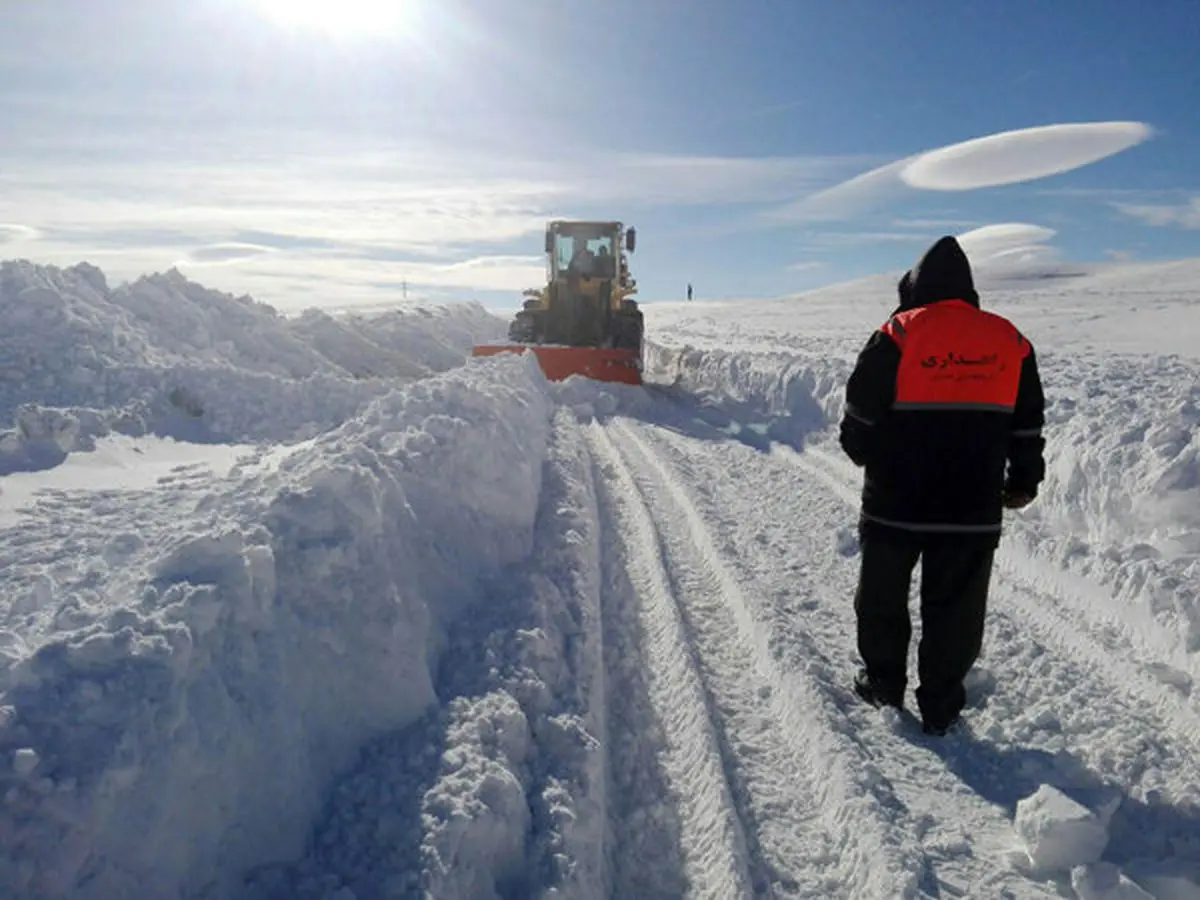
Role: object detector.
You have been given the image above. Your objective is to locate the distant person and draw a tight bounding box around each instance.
[838,235,1045,736]
[687,282,693,301]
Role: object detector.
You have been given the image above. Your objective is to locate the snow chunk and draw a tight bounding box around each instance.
[1071,862,1155,900]
[1014,784,1114,874]
[11,747,38,775]
[421,692,534,900]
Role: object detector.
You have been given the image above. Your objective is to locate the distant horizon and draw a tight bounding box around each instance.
[3,0,1199,310]
[9,244,1198,319]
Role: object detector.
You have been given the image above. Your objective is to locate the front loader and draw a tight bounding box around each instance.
[472,220,644,385]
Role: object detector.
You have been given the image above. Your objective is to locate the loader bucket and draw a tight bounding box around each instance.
[472,344,643,386]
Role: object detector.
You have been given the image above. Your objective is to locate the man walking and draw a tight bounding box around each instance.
[839,236,1045,735]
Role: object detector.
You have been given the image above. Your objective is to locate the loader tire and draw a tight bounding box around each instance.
[610,308,643,351]
[509,310,541,343]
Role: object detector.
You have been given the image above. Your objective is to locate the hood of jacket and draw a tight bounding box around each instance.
[897,236,979,312]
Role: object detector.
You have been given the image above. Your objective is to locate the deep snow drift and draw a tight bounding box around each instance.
[1,258,1198,899]
[0,260,505,470]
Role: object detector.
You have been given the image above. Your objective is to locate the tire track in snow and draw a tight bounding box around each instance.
[589,425,757,899]
[592,420,927,898]
[782,442,1200,753]
[633,420,1058,898]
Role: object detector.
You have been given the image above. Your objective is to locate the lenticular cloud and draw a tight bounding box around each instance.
[956,223,1058,262]
[779,121,1153,221]
[900,122,1153,191]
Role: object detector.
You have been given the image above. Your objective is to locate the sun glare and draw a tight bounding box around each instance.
[257,0,417,37]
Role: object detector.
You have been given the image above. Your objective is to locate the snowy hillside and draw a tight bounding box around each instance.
[1,258,1199,899]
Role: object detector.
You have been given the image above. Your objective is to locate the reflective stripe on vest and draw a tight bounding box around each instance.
[880,299,1028,411]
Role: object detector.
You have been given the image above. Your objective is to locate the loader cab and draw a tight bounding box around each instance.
[546,222,632,281]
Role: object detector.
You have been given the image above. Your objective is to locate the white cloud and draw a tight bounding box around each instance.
[956,223,1057,259]
[235,254,544,307]
[581,153,865,207]
[955,223,1061,271]
[178,243,276,266]
[0,132,871,306]
[900,122,1153,191]
[890,217,982,231]
[777,121,1154,221]
[797,230,932,251]
[1,145,554,258]
[774,159,911,221]
[0,224,40,244]
[399,255,547,292]
[786,261,825,273]
[1113,196,1200,229]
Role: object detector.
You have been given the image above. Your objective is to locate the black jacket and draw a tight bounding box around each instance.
[839,237,1045,543]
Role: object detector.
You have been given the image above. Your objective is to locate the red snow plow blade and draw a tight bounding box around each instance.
[472,344,643,386]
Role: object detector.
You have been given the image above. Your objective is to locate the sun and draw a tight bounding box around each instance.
[257,0,417,37]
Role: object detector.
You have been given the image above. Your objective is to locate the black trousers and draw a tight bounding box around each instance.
[854,529,994,724]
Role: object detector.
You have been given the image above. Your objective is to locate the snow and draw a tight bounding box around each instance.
[0,435,268,522]
[1014,784,1115,874]
[1073,863,1157,900]
[2,256,1200,899]
[0,259,506,447]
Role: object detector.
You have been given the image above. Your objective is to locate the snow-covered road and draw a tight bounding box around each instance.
[2,258,1199,899]
[588,402,1200,898]
[265,391,1200,898]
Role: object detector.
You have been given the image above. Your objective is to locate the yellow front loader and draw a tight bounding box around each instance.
[473,220,644,384]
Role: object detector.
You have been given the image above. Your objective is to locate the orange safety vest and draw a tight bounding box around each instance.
[881,299,1029,412]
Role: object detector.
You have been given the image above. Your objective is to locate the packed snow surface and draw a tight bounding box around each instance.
[1,257,1199,899]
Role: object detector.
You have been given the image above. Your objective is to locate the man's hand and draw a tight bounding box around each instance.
[1003,490,1034,510]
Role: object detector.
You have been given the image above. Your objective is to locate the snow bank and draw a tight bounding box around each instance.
[0,352,555,899]
[0,260,506,445]
[643,341,848,447]
[252,410,611,899]
[1016,352,1200,652]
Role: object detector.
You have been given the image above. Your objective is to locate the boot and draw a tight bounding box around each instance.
[853,668,905,709]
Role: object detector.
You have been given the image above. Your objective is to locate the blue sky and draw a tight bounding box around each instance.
[1,0,1197,311]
